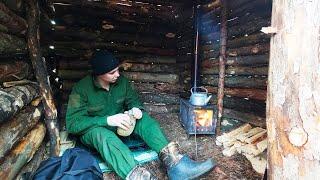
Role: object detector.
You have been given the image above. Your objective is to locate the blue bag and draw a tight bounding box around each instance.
[32,148,103,180]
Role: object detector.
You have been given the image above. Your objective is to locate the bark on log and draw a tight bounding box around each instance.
[0,105,42,159]
[202,43,269,59]
[26,0,60,156]
[267,1,320,179]
[205,86,266,101]
[0,32,26,55]
[0,84,39,123]
[57,69,89,80]
[121,62,182,73]
[0,61,31,83]
[58,60,90,70]
[202,55,269,67]
[53,41,176,56]
[223,108,265,128]
[202,66,268,76]
[15,143,46,180]
[216,0,228,135]
[0,123,46,180]
[0,3,27,35]
[45,28,176,49]
[202,75,267,89]
[143,103,180,114]
[123,72,179,84]
[139,92,179,105]
[201,33,270,51]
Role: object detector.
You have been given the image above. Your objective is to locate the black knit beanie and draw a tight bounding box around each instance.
[90,50,119,75]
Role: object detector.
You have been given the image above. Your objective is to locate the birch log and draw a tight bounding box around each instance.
[0,84,38,123]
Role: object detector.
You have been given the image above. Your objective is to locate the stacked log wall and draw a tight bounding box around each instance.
[0,2,48,179]
[197,0,272,123]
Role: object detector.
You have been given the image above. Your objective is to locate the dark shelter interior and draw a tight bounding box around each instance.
[0,0,272,179]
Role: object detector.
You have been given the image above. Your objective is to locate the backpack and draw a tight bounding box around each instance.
[32,148,103,180]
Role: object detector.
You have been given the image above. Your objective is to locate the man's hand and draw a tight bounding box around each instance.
[129,107,143,119]
[106,113,131,130]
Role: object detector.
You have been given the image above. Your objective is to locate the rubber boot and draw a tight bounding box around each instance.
[159,142,216,180]
[125,166,157,180]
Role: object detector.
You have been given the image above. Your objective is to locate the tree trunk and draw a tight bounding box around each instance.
[0,32,26,55]
[0,123,46,180]
[0,60,31,82]
[267,1,320,179]
[0,105,42,159]
[0,84,39,123]
[0,2,27,35]
[26,0,60,156]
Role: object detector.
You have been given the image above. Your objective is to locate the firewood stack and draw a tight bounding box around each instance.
[0,1,48,179]
[216,123,267,174]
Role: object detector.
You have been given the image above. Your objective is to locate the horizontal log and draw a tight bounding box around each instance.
[120,62,186,73]
[122,72,179,84]
[45,27,176,49]
[201,33,270,51]
[0,61,31,83]
[201,44,269,60]
[202,66,268,76]
[57,69,89,80]
[0,123,46,180]
[223,108,266,128]
[0,0,24,13]
[0,3,26,34]
[0,84,39,123]
[15,143,46,180]
[0,105,42,159]
[139,92,180,105]
[202,75,267,89]
[143,103,180,114]
[53,41,176,56]
[58,60,90,70]
[0,32,26,55]
[205,86,266,101]
[202,55,269,67]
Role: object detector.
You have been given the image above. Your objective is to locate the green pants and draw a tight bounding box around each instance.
[80,112,169,179]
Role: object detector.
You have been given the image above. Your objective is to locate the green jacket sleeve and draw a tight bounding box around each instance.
[124,79,144,110]
[66,86,107,135]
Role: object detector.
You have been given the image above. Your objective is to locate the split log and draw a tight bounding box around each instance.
[0,105,42,159]
[223,108,266,128]
[256,138,267,152]
[123,72,179,84]
[0,123,46,180]
[53,41,176,56]
[205,86,267,101]
[236,127,265,142]
[15,143,46,180]
[244,129,267,144]
[202,66,268,76]
[26,0,60,156]
[202,43,269,59]
[0,32,26,55]
[243,153,267,174]
[216,123,252,145]
[0,84,39,123]
[202,75,267,89]
[2,80,37,88]
[0,2,27,34]
[202,54,269,67]
[0,61,31,83]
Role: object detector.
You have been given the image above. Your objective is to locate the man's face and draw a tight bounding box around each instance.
[97,67,120,84]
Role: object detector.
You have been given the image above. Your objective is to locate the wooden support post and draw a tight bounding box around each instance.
[267,0,320,179]
[216,0,227,135]
[26,0,60,156]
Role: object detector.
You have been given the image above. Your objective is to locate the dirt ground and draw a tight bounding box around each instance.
[104,113,263,180]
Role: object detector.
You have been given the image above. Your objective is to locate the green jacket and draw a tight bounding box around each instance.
[66,75,144,135]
